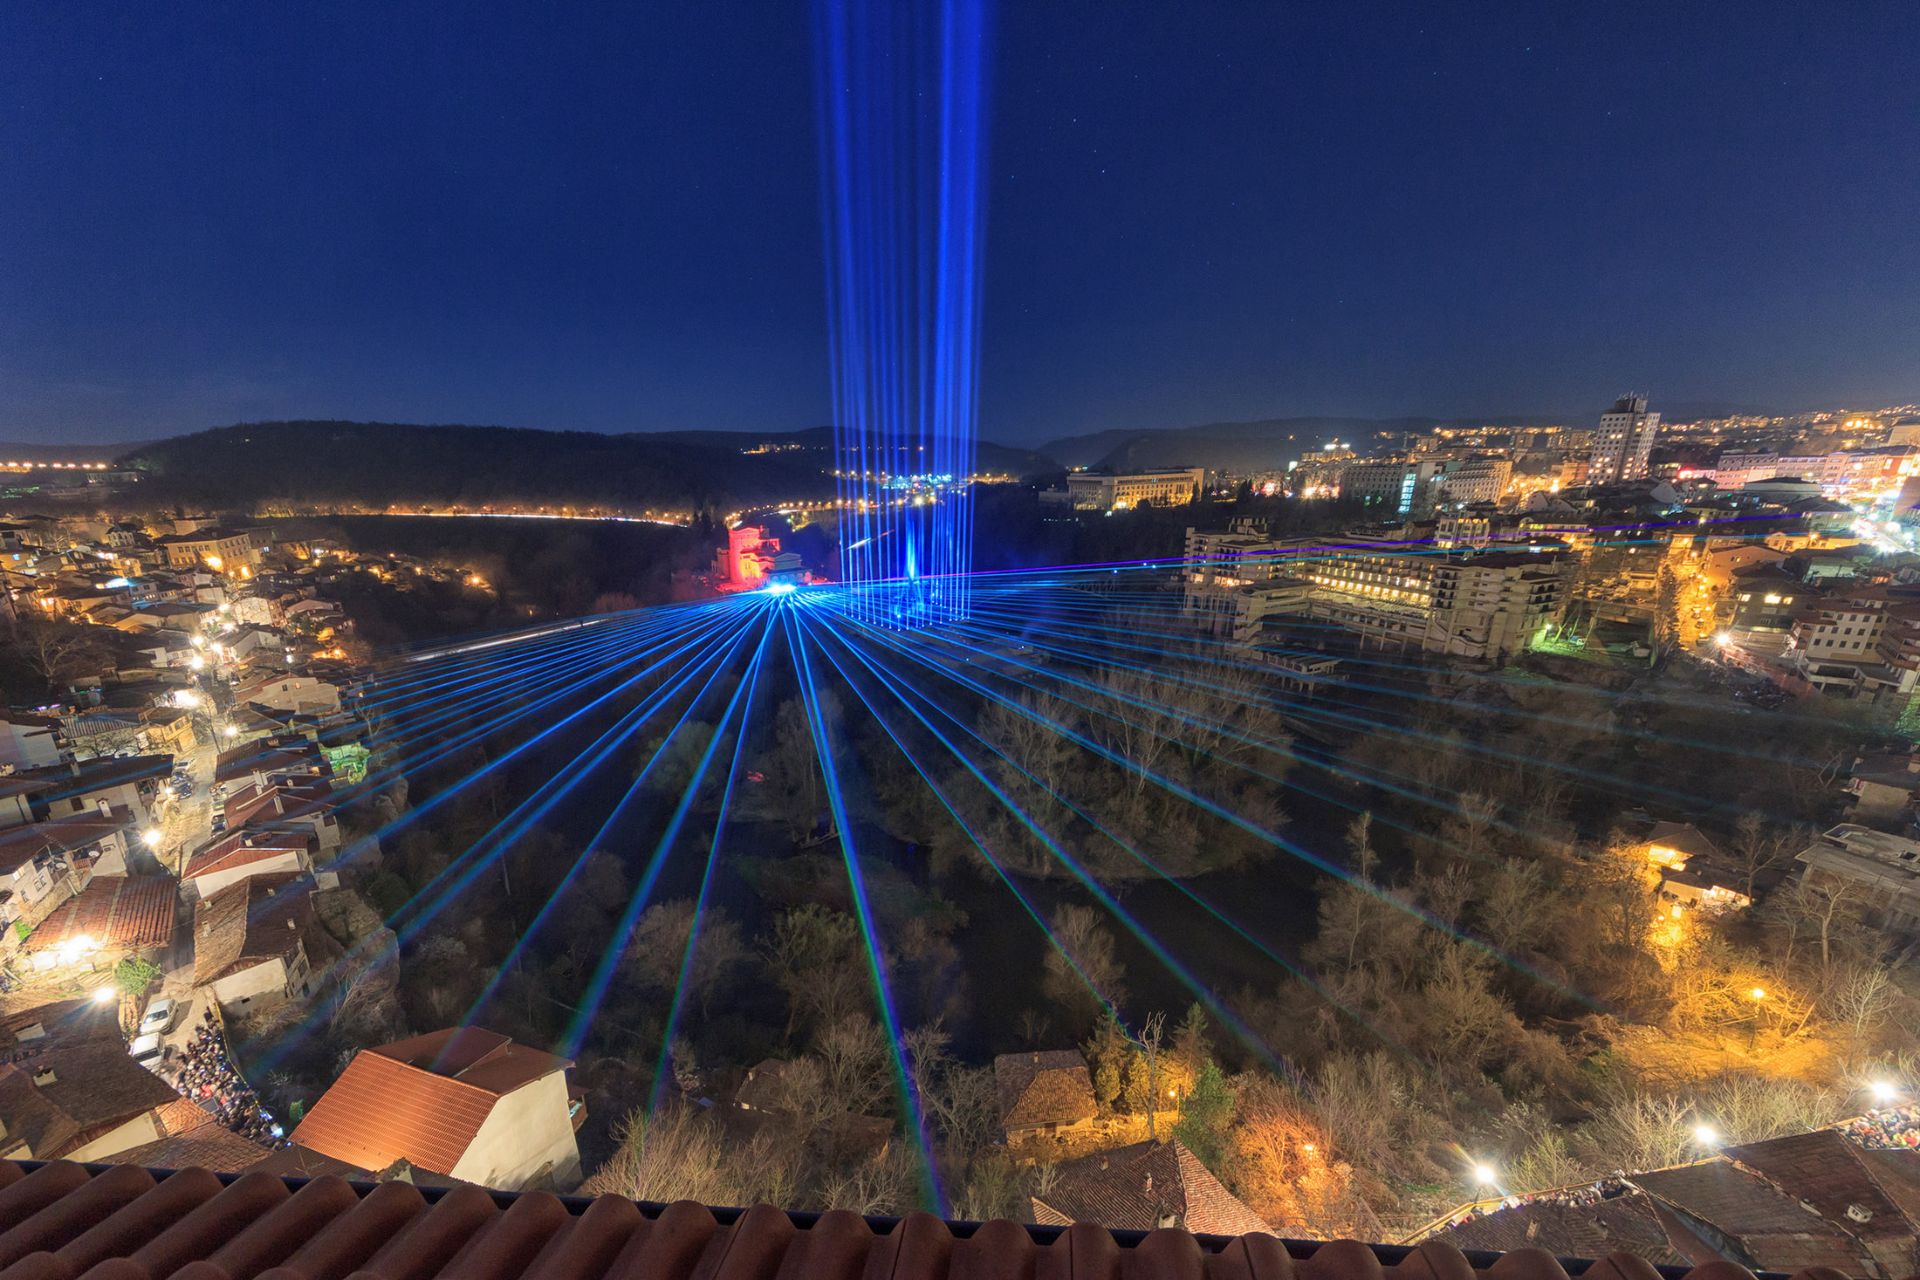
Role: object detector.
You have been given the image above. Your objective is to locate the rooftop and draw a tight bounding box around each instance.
[291,1028,573,1177]
[22,875,176,955]
[0,1158,1838,1280]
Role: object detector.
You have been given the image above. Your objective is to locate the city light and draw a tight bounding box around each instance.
[1472,1163,1498,1186]
[1871,1080,1900,1105]
[171,689,200,708]
[1750,986,1768,1001]
[1693,1123,1719,1146]
[91,986,116,1005]
[141,829,163,849]
[189,654,205,671]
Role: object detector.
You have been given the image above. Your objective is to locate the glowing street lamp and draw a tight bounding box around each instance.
[91,986,116,1006]
[1471,1163,1498,1187]
[1870,1080,1900,1106]
[141,829,163,850]
[1750,987,1767,1002]
[1693,1123,1720,1146]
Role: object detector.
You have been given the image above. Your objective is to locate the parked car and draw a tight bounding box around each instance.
[129,1033,168,1070]
[138,998,176,1037]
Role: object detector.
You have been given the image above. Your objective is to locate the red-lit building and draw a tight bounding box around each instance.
[716,526,808,593]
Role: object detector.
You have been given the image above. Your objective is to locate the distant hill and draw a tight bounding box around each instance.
[643,425,1058,478]
[1038,415,1568,472]
[0,440,150,463]
[113,421,1059,516]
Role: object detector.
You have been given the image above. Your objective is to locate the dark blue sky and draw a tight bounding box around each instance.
[5,3,1917,445]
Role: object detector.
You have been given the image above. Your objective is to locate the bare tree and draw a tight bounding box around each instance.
[1041,903,1126,1032]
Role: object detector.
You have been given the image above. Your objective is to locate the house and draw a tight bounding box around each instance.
[97,1098,266,1172]
[182,827,317,900]
[1029,1139,1271,1236]
[0,996,123,1054]
[1636,821,1721,868]
[1631,822,1752,914]
[192,873,321,1012]
[1848,750,1920,829]
[153,528,259,574]
[0,778,52,831]
[993,1050,1099,1145]
[0,808,133,926]
[24,754,173,826]
[140,707,197,756]
[734,1058,801,1113]
[231,673,342,716]
[1796,824,1920,934]
[20,875,176,971]
[215,737,331,792]
[0,1042,182,1161]
[291,1026,582,1190]
[222,781,341,853]
[0,712,64,772]
[1440,1129,1920,1278]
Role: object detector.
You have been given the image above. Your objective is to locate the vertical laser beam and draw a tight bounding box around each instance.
[815,0,990,625]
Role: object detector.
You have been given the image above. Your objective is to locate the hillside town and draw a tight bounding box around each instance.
[3,401,1920,1261]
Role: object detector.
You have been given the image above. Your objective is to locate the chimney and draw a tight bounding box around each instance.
[96,799,110,817]
[1143,1172,1153,1194]
[32,1068,55,1087]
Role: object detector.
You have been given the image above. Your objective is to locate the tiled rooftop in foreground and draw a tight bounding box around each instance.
[0,1158,1838,1280]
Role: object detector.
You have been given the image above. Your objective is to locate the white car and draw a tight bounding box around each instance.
[138,998,176,1037]
[129,1033,167,1070]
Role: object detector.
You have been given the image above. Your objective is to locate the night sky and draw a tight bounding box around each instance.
[5,3,1917,446]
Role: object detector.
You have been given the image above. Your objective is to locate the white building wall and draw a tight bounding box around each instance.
[450,1073,581,1191]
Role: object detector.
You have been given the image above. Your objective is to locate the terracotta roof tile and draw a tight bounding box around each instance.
[21,876,176,954]
[0,1160,1859,1280]
[289,1026,575,1178]
[181,830,313,882]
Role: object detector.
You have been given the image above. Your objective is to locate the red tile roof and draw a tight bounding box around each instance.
[22,876,176,954]
[181,829,312,882]
[291,1028,573,1177]
[0,1158,1866,1280]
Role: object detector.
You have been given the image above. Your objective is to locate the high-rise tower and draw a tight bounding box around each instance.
[1591,395,1660,483]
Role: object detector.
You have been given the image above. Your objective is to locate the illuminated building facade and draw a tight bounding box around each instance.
[1591,395,1660,483]
[1067,467,1206,512]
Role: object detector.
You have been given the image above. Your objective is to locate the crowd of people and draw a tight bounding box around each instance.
[1435,1177,1633,1232]
[169,1009,287,1147]
[1841,1105,1920,1149]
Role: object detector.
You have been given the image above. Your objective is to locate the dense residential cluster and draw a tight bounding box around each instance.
[0,511,586,1190]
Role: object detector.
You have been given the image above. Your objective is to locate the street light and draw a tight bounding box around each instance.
[1693,1123,1720,1146]
[91,987,116,1005]
[1472,1163,1498,1187]
[141,829,163,849]
[1871,1080,1900,1106]
[1750,987,1767,1002]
